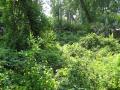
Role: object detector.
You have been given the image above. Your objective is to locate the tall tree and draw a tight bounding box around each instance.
[51,0,120,25]
[2,0,47,51]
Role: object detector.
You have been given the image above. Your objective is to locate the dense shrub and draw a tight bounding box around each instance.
[80,33,120,52]
[56,43,120,90]
[28,33,65,72]
[23,61,57,90]
[32,49,64,72]
[55,30,80,45]
[54,19,92,34]
[1,31,120,90]
[60,43,93,65]
[0,50,57,90]
[53,36,120,90]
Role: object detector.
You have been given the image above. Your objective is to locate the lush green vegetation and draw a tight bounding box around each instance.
[0,0,120,90]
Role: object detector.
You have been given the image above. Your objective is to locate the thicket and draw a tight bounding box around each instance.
[1,32,120,90]
[0,0,120,90]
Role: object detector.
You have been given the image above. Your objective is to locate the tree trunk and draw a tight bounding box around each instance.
[79,0,92,23]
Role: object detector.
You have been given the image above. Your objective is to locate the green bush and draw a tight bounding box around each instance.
[1,30,120,90]
[80,33,120,52]
[54,36,120,90]
[0,50,57,90]
[55,30,80,45]
[33,49,64,72]
[23,61,57,90]
[56,49,120,90]
[60,43,93,65]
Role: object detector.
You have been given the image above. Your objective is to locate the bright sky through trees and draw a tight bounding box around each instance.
[43,0,51,16]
